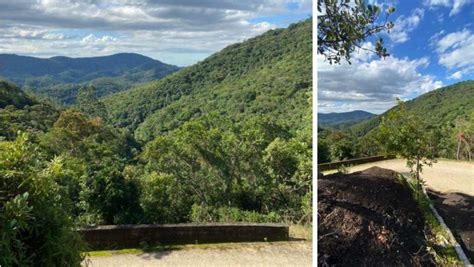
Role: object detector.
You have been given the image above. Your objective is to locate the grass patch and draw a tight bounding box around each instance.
[83,239,309,257]
[83,224,311,257]
[400,174,463,266]
[289,224,312,240]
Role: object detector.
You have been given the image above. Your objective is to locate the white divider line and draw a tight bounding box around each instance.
[401,174,472,266]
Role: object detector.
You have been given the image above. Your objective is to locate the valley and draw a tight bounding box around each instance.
[0,18,312,266]
[0,53,180,105]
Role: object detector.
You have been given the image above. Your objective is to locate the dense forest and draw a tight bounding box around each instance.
[1,19,312,266]
[104,19,312,141]
[318,110,374,129]
[0,53,180,105]
[318,80,474,163]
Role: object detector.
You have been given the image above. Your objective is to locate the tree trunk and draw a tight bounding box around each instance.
[457,140,461,160]
[416,157,421,196]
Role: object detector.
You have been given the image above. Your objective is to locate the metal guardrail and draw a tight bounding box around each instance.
[318,155,396,172]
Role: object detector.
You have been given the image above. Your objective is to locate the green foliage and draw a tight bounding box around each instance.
[0,133,84,266]
[137,115,311,224]
[0,81,59,140]
[318,128,358,162]
[76,85,109,120]
[0,20,312,264]
[333,80,474,163]
[39,109,142,225]
[318,110,375,128]
[105,19,312,141]
[376,100,437,189]
[317,0,395,64]
[0,53,180,105]
[190,204,281,223]
[0,80,35,109]
[317,138,331,163]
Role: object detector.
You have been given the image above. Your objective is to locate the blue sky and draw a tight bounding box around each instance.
[318,0,474,113]
[0,0,311,67]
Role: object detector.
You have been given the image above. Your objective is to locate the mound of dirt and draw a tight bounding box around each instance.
[318,167,435,266]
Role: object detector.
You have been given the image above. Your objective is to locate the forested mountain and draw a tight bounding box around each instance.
[350,80,474,136]
[0,80,35,109]
[0,81,59,139]
[1,20,312,264]
[318,110,374,128]
[319,80,474,163]
[104,19,312,141]
[0,53,180,104]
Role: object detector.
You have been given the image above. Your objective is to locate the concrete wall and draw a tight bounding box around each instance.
[318,155,396,172]
[78,223,289,250]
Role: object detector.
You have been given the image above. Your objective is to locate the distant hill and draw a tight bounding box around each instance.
[0,80,35,109]
[318,110,375,128]
[349,80,474,136]
[0,81,59,139]
[104,19,312,141]
[0,53,180,104]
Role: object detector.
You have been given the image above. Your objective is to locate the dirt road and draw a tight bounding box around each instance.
[84,241,312,267]
[347,159,474,195]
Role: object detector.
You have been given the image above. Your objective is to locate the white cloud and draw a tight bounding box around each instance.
[448,71,463,79]
[435,29,474,79]
[81,34,117,44]
[317,55,444,113]
[389,8,424,43]
[436,29,471,53]
[0,0,310,65]
[0,26,67,40]
[425,0,473,16]
[451,0,472,15]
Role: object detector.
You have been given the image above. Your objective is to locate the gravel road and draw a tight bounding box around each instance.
[347,159,474,195]
[83,241,312,267]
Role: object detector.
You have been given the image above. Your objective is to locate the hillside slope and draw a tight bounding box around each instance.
[0,53,180,104]
[0,81,59,139]
[318,110,374,128]
[0,80,35,109]
[105,19,312,141]
[350,80,474,136]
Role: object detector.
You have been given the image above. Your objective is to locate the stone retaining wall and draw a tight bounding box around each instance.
[78,223,289,250]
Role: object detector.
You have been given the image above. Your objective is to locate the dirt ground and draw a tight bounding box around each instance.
[346,159,474,195]
[83,241,312,267]
[318,167,436,266]
[428,190,474,262]
[345,159,474,264]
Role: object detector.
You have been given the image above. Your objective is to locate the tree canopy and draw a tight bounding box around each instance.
[317,0,395,64]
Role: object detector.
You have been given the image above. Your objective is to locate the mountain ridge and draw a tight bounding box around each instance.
[318,110,375,127]
[349,80,474,136]
[104,19,312,141]
[0,53,181,104]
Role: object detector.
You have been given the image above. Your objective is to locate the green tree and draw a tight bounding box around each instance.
[0,133,84,266]
[376,100,437,191]
[318,0,395,64]
[76,85,108,121]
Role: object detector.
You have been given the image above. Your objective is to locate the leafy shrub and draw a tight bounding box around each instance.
[190,204,281,223]
[0,133,84,266]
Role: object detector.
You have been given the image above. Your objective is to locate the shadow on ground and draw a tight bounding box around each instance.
[427,189,474,262]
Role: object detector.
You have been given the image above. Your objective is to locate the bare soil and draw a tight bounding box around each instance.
[318,167,436,266]
[428,189,474,262]
[347,159,474,195]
